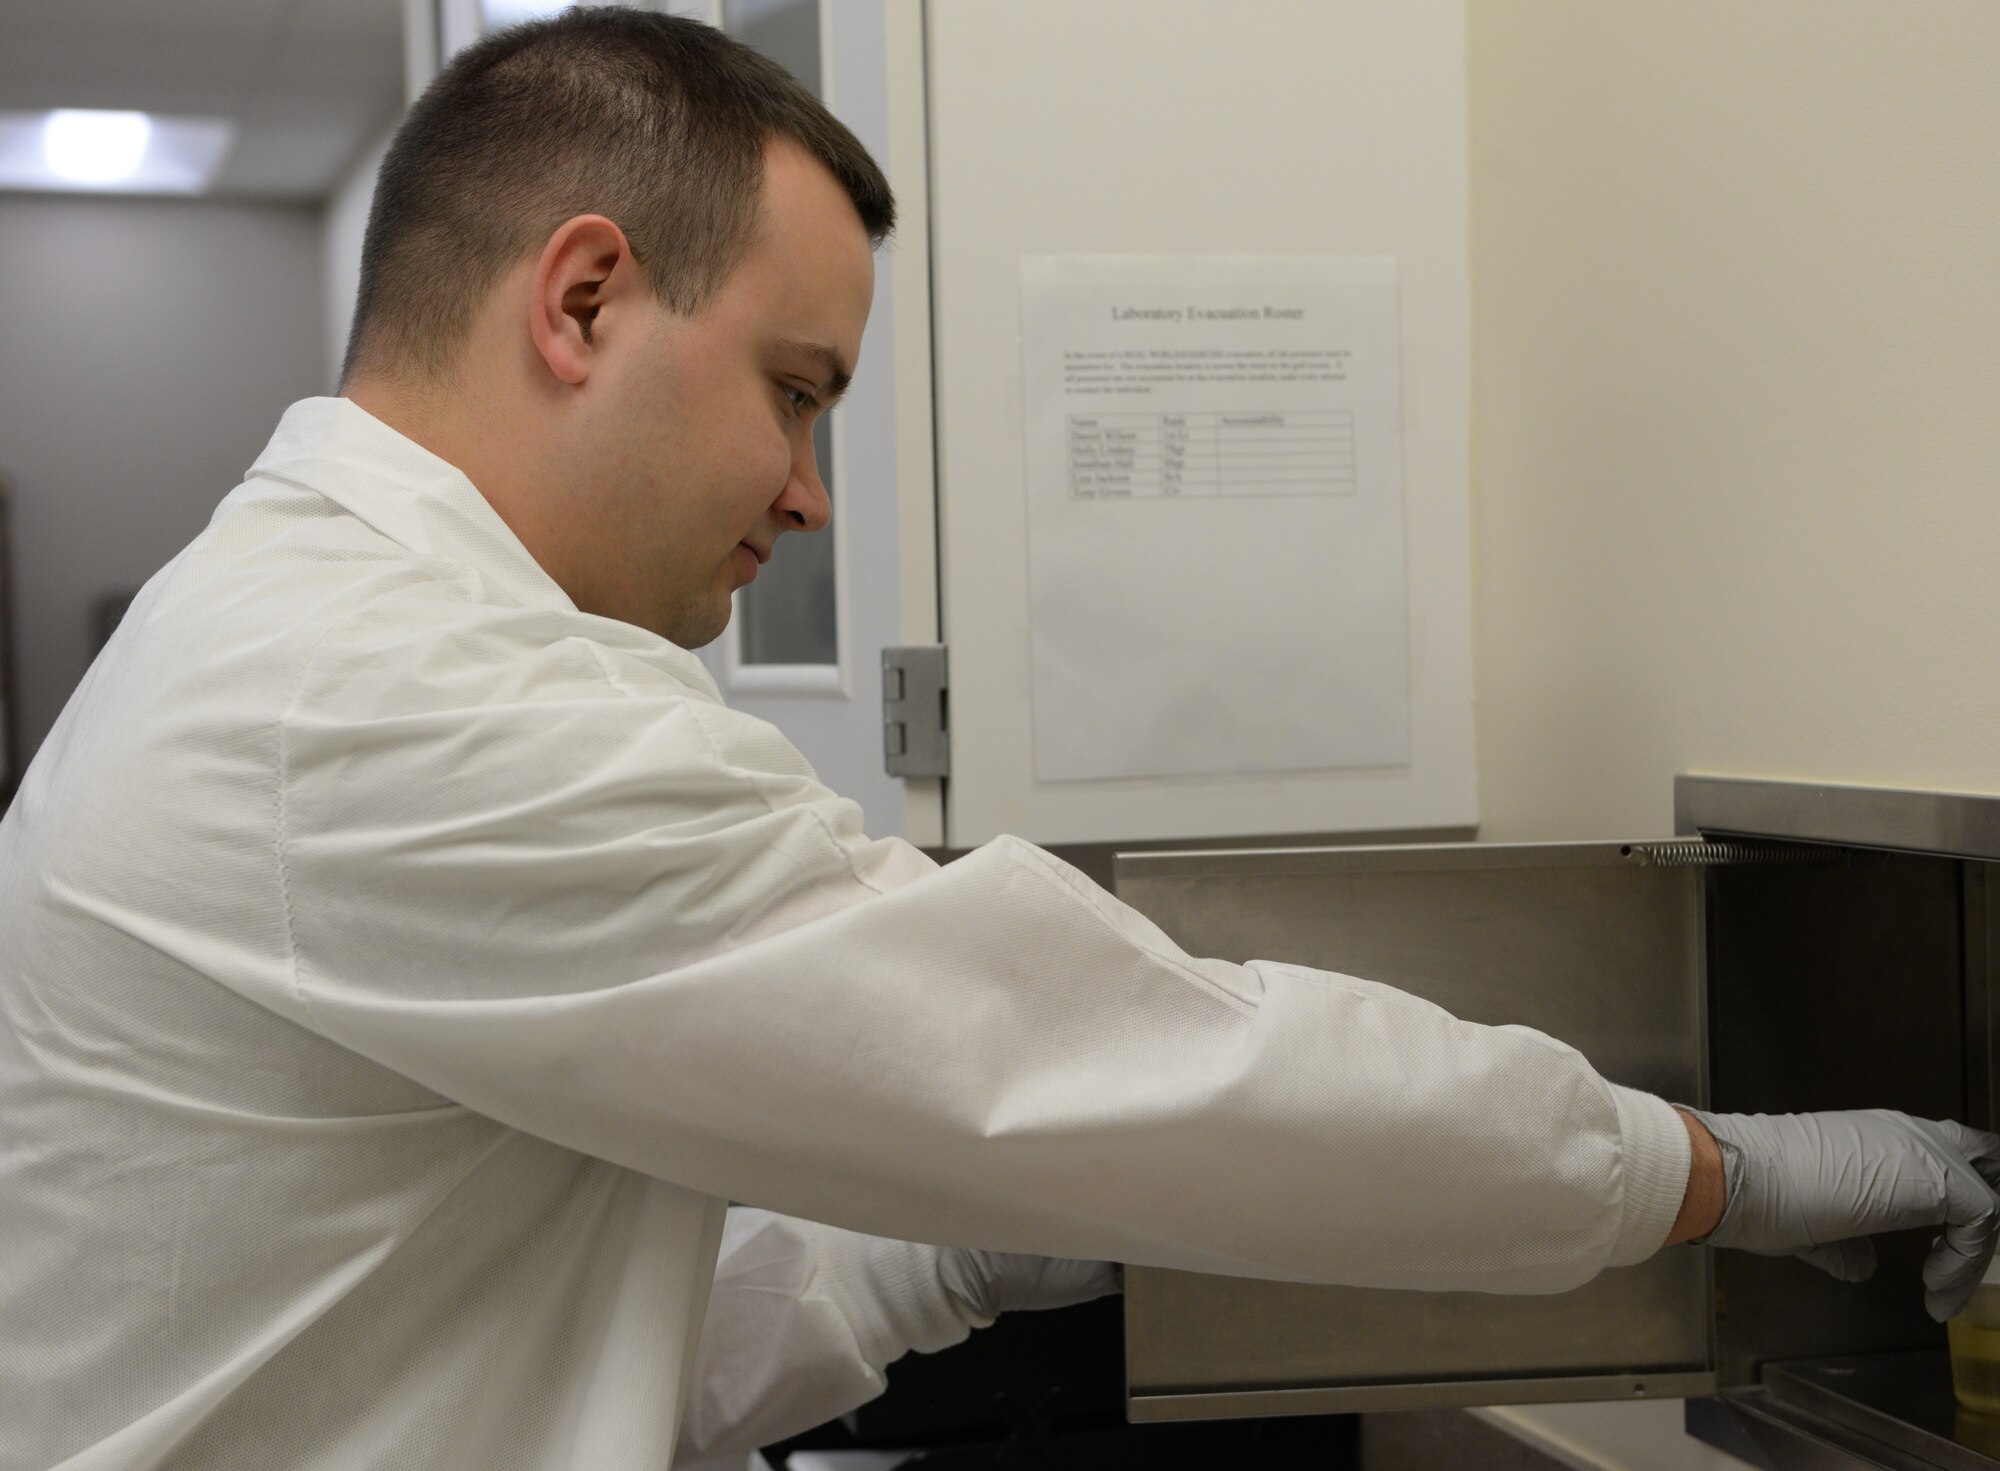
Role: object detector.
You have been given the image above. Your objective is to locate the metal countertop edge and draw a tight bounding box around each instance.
[1675,776,2000,864]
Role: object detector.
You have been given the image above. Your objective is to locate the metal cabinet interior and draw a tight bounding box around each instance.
[1112,777,2000,1461]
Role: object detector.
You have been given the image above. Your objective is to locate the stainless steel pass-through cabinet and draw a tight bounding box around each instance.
[1113,777,2000,1471]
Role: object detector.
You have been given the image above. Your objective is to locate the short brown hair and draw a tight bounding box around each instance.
[342,9,894,384]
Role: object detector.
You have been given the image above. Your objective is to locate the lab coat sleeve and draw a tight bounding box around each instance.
[675,1209,985,1465]
[266,600,1690,1293]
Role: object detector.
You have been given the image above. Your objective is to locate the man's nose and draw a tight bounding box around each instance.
[776,439,833,533]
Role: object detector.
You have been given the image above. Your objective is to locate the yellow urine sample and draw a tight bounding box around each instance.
[1949,1284,2000,1416]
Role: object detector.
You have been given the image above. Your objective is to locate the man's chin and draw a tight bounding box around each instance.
[668,602,731,652]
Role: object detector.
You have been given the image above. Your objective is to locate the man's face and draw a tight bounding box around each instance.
[586,138,875,649]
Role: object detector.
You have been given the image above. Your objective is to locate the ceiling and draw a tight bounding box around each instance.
[0,0,406,199]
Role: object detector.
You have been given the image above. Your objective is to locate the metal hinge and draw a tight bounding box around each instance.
[882,645,949,779]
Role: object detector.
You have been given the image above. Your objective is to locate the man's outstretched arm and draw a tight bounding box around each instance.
[1665,1108,1726,1245]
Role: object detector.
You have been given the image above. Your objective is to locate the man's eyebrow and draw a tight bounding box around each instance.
[781,339,853,404]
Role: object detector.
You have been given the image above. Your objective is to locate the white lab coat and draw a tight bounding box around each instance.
[0,398,1691,1471]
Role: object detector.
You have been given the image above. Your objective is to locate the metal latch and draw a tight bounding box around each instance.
[882,645,949,779]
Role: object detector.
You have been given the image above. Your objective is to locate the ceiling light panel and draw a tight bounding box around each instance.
[479,0,575,28]
[0,110,236,195]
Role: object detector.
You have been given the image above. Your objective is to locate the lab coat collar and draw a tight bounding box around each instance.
[247,396,577,618]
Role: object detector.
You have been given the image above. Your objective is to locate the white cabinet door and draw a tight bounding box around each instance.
[693,0,943,844]
[926,0,1477,847]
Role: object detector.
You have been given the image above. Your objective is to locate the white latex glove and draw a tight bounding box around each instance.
[1690,1109,2000,1321]
[678,1215,1120,1464]
[937,1248,1122,1323]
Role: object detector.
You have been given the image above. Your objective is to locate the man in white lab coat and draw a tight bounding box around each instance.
[3,11,1997,1470]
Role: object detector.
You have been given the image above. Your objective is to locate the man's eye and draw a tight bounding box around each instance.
[780,384,816,415]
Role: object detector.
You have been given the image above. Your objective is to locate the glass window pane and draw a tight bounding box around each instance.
[723,0,838,667]
[722,0,821,98]
[737,419,837,665]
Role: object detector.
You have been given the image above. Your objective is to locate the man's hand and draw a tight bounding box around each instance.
[1682,1109,2000,1321]
[937,1249,1121,1324]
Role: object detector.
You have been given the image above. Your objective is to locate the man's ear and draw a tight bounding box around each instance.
[529,214,638,387]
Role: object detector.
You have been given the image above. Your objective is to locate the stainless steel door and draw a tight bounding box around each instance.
[1113,838,1722,1421]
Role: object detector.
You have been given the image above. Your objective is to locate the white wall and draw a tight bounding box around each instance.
[1468,3,2000,1468]
[1469,0,2000,845]
[0,196,326,773]
[323,128,395,389]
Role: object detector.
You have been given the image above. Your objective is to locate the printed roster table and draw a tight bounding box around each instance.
[1065,411,1357,500]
